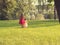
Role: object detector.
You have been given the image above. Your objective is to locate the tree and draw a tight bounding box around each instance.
[0,0,8,20]
[48,0,60,23]
[0,0,18,20]
[7,0,17,19]
[48,0,54,3]
[54,0,60,23]
[17,0,37,20]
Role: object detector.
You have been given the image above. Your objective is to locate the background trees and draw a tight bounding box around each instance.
[0,0,37,20]
[0,0,58,21]
[0,0,7,20]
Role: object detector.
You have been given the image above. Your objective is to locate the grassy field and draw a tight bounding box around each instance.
[0,20,60,45]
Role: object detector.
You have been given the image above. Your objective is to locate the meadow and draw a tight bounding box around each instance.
[0,20,60,45]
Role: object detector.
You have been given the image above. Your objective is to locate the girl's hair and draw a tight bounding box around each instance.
[20,13,25,19]
[20,13,23,17]
[24,18,27,20]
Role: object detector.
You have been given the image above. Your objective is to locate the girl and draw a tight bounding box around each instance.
[19,14,25,28]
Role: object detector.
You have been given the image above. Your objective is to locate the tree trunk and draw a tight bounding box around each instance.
[54,0,60,23]
[54,6,57,20]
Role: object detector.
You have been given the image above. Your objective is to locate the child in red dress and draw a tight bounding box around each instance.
[19,14,25,28]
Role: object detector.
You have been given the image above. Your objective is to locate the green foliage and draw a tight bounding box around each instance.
[47,11,54,19]
[7,0,17,14]
[35,14,45,20]
[6,0,36,19]
[6,0,17,19]
[48,0,54,3]
[0,0,54,20]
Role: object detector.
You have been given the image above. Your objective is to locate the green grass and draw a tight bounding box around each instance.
[0,20,60,45]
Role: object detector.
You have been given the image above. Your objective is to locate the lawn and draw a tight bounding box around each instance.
[0,20,60,45]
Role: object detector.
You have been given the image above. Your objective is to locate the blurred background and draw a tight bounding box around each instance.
[0,0,56,20]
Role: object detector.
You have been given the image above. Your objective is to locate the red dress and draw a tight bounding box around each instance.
[19,18,25,25]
